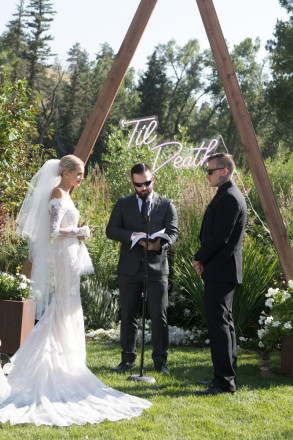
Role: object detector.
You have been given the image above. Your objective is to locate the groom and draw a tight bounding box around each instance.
[106,163,178,374]
[192,153,247,396]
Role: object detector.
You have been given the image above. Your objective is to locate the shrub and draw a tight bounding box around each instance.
[258,280,293,350]
[233,235,279,335]
[0,68,54,213]
[80,276,120,331]
[0,272,31,301]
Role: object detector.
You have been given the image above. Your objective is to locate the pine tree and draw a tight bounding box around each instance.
[137,50,170,129]
[0,0,28,81]
[24,0,56,90]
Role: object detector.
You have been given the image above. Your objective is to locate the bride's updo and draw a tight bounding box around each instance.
[58,155,84,176]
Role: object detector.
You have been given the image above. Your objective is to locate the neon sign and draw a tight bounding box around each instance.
[120,116,219,174]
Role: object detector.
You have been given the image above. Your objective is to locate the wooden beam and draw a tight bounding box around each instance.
[196,0,293,281]
[73,0,158,163]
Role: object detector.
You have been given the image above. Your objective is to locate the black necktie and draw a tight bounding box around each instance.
[141,199,147,217]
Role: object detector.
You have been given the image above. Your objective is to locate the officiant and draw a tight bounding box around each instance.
[106,163,178,375]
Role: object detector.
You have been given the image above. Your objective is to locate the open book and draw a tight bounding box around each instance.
[130,229,171,250]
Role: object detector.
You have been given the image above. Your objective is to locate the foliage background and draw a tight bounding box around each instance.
[1,0,293,340]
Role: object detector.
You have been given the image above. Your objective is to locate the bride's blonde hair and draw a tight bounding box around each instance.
[58,155,84,176]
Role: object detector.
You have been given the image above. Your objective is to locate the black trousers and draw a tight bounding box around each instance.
[204,281,237,392]
[118,272,169,366]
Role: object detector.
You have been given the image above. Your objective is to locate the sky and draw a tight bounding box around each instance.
[0,0,290,72]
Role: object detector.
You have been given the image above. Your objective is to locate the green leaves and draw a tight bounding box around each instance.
[258,282,293,350]
[233,236,279,335]
[0,67,53,213]
[0,271,31,301]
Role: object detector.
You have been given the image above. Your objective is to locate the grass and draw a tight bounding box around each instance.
[0,342,293,440]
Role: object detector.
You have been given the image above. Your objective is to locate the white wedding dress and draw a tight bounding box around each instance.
[0,197,151,426]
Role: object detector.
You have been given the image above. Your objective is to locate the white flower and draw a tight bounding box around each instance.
[258,316,265,324]
[184,309,191,316]
[282,292,291,300]
[258,341,264,348]
[205,339,210,344]
[266,287,279,297]
[258,328,267,339]
[239,336,247,342]
[288,280,293,289]
[18,282,27,290]
[272,321,281,327]
[264,316,274,325]
[284,322,292,330]
[265,298,274,308]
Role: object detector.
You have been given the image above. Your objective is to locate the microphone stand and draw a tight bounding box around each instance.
[128,210,156,384]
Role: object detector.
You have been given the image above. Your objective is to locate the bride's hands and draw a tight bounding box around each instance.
[78,226,90,241]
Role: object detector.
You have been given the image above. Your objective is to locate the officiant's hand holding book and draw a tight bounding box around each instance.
[130,229,171,250]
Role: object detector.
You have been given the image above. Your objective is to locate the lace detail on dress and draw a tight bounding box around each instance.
[48,197,94,277]
[49,198,80,238]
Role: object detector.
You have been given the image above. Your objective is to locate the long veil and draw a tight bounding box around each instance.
[16,159,61,319]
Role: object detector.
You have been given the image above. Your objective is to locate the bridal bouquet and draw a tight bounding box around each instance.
[258,280,293,350]
[0,272,31,301]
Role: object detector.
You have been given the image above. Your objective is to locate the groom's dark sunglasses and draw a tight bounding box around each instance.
[206,167,229,175]
[132,179,152,188]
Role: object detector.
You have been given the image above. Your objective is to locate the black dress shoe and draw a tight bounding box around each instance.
[113,361,135,373]
[154,364,170,374]
[196,387,236,396]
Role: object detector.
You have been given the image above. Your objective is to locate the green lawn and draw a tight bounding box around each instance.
[0,342,292,440]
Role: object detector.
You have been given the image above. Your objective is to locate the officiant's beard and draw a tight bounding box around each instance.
[135,186,152,200]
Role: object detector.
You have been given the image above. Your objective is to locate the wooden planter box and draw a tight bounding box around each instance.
[0,299,36,355]
[281,334,293,375]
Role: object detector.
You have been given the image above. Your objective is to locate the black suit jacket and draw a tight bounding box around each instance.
[194,180,247,284]
[106,191,178,278]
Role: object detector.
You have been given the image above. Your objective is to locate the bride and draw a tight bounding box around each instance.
[0,155,151,426]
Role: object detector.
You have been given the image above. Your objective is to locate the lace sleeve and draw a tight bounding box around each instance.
[49,198,90,239]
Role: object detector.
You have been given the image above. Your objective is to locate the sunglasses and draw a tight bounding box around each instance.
[206,167,228,175]
[132,179,152,188]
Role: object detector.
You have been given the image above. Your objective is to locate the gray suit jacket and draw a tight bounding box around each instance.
[106,191,178,278]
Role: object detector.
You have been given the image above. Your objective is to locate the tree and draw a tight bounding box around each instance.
[88,43,140,164]
[154,39,204,137]
[262,1,293,155]
[45,43,92,156]
[0,0,28,81]
[0,68,53,213]
[24,0,56,91]
[137,50,170,126]
[194,38,268,163]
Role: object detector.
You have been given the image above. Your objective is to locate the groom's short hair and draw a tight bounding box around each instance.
[208,153,235,176]
[131,163,152,177]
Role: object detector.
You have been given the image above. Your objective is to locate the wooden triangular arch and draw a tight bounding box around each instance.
[73,0,293,281]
